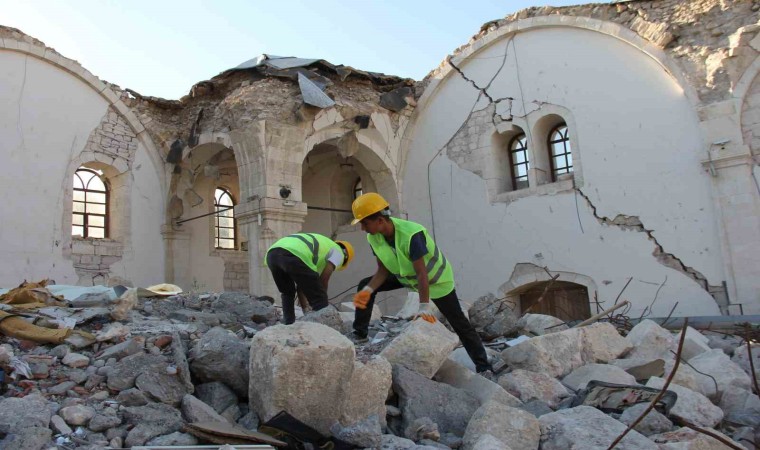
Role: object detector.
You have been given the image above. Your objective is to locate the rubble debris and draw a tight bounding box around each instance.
[380,319,459,378]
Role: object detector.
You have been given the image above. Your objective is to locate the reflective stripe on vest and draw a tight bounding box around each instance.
[367,217,454,298]
[288,233,319,266]
[267,233,339,274]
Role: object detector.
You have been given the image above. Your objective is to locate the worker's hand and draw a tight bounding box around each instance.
[415,302,437,323]
[353,286,373,310]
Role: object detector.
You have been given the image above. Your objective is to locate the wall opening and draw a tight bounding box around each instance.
[518,280,591,321]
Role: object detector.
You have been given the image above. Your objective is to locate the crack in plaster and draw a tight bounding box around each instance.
[575,188,718,296]
[16,55,28,151]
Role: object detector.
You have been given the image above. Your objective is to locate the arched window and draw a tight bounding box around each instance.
[508,134,529,190]
[72,168,108,238]
[353,178,363,200]
[214,188,236,250]
[549,124,573,180]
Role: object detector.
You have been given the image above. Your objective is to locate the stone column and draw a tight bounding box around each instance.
[161,225,191,289]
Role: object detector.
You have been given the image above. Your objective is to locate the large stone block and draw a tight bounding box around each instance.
[191,327,249,397]
[342,356,392,427]
[500,328,583,378]
[380,319,459,378]
[516,313,568,335]
[673,326,712,361]
[539,406,657,449]
[561,363,637,391]
[625,320,675,361]
[688,349,752,399]
[646,377,723,427]
[249,322,355,435]
[580,322,632,363]
[434,359,521,407]
[462,400,540,450]
[467,293,518,339]
[498,369,569,408]
[731,343,760,386]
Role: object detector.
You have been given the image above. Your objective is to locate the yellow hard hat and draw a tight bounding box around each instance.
[335,240,354,270]
[351,193,390,225]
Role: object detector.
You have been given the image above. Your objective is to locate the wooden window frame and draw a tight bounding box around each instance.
[353,178,363,200]
[548,124,573,181]
[507,134,529,190]
[72,168,109,239]
[214,187,237,250]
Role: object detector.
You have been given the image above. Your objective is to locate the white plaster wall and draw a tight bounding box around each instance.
[107,141,165,287]
[183,176,228,292]
[402,27,725,317]
[0,50,105,285]
[0,50,165,288]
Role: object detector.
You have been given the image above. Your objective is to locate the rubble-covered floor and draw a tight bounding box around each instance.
[0,282,758,450]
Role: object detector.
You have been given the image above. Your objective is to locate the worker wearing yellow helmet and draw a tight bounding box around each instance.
[350,193,493,374]
[266,233,354,325]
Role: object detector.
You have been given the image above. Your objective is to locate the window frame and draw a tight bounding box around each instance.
[507,133,530,190]
[72,168,109,239]
[353,178,363,200]
[214,187,237,250]
[548,123,573,181]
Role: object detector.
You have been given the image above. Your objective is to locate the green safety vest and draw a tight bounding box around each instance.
[368,217,455,299]
[267,233,341,275]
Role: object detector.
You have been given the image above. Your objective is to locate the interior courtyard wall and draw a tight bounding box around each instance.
[402,25,725,318]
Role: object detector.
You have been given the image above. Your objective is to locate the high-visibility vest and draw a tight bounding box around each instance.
[368,217,455,299]
[267,233,341,274]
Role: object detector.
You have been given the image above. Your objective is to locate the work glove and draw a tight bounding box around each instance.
[416,302,437,323]
[353,286,373,310]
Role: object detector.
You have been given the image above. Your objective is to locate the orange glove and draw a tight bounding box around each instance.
[420,313,437,323]
[416,302,437,323]
[353,287,372,310]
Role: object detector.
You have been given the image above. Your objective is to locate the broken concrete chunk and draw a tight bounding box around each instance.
[0,427,52,450]
[145,431,199,447]
[195,381,239,414]
[191,326,249,397]
[379,86,414,112]
[434,359,522,407]
[462,400,540,450]
[467,293,518,340]
[107,352,168,391]
[212,292,276,324]
[181,394,229,423]
[392,364,480,437]
[96,336,145,361]
[538,406,657,449]
[135,370,190,406]
[330,414,382,449]
[89,413,123,432]
[618,403,673,436]
[116,387,149,406]
[624,320,675,360]
[673,326,712,361]
[609,358,665,382]
[299,305,344,333]
[497,368,569,408]
[342,356,392,427]
[661,358,703,393]
[580,322,632,363]
[60,404,95,426]
[123,403,184,447]
[516,313,568,336]
[249,322,355,435]
[0,394,51,433]
[403,416,440,442]
[380,433,417,449]
[561,363,637,391]
[731,343,760,385]
[380,319,459,378]
[687,348,752,399]
[61,352,89,368]
[470,434,513,450]
[650,427,743,449]
[645,377,723,427]
[719,387,760,427]
[501,327,583,378]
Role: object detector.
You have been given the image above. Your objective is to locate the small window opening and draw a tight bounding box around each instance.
[549,124,573,180]
[72,168,108,238]
[353,178,363,200]
[214,188,236,249]
[508,134,529,190]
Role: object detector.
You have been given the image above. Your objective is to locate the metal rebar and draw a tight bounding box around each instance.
[175,206,233,225]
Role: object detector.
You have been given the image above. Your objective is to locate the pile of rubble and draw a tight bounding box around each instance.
[0,282,758,450]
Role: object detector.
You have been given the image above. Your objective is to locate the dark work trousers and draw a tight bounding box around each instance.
[267,248,328,325]
[354,275,492,372]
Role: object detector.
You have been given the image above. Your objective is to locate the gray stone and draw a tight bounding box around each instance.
[501,328,583,378]
[498,368,569,408]
[50,414,73,434]
[342,356,392,427]
[619,403,673,436]
[181,394,228,423]
[561,363,637,391]
[145,431,199,446]
[84,374,106,390]
[673,326,712,361]
[300,306,345,333]
[580,322,632,363]
[249,322,355,435]
[393,364,480,437]
[49,344,70,358]
[330,414,382,448]
[135,370,189,406]
[212,292,276,324]
[48,381,77,395]
[625,320,675,361]
[610,358,665,382]
[704,331,742,355]
[0,426,52,450]
[169,309,222,326]
[221,404,242,422]
[95,337,144,361]
[68,368,88,384]
[0,394,52,433]
[539,406,657,449]
[646,377,723,427]
[171,331,194,393]
[237,411,260,430]
[107,352,168,391]
[60,405,96,426]
[662,358,703,393]
[439,433,464,449]
[720,387,760,424]
[651,427,743,449]
[195,381,238,413]
[88,414,122,432]
[62,352,90,368]
[122,403,184,447]
[116,388,149,406]
[380,319,459,378]
[191,326,249,397]
[688,349,752,399]
[518,399,554,418]
[434,359,521,407]
[467,293,518,339]
[462,400,540,450]
[380,434,417,449]
[469,434,512,450]
[404,416,440,441]
[516,313,568,335]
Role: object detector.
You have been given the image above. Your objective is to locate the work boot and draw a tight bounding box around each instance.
[478,369,496,382]
[350,331,369,344]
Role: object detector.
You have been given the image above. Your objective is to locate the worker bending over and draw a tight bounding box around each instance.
[351,193,492,374]
[266,233,354,325]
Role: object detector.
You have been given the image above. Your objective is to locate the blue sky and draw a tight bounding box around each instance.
[1,0,594,99]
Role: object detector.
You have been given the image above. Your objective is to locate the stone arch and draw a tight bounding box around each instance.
[736,55,760,153]
[0,36,167,199]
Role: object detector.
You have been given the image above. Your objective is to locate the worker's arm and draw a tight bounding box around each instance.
[319,263,336,291]
[296,289,309,311]
[365,257,390,291]
[412,257,430,304]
